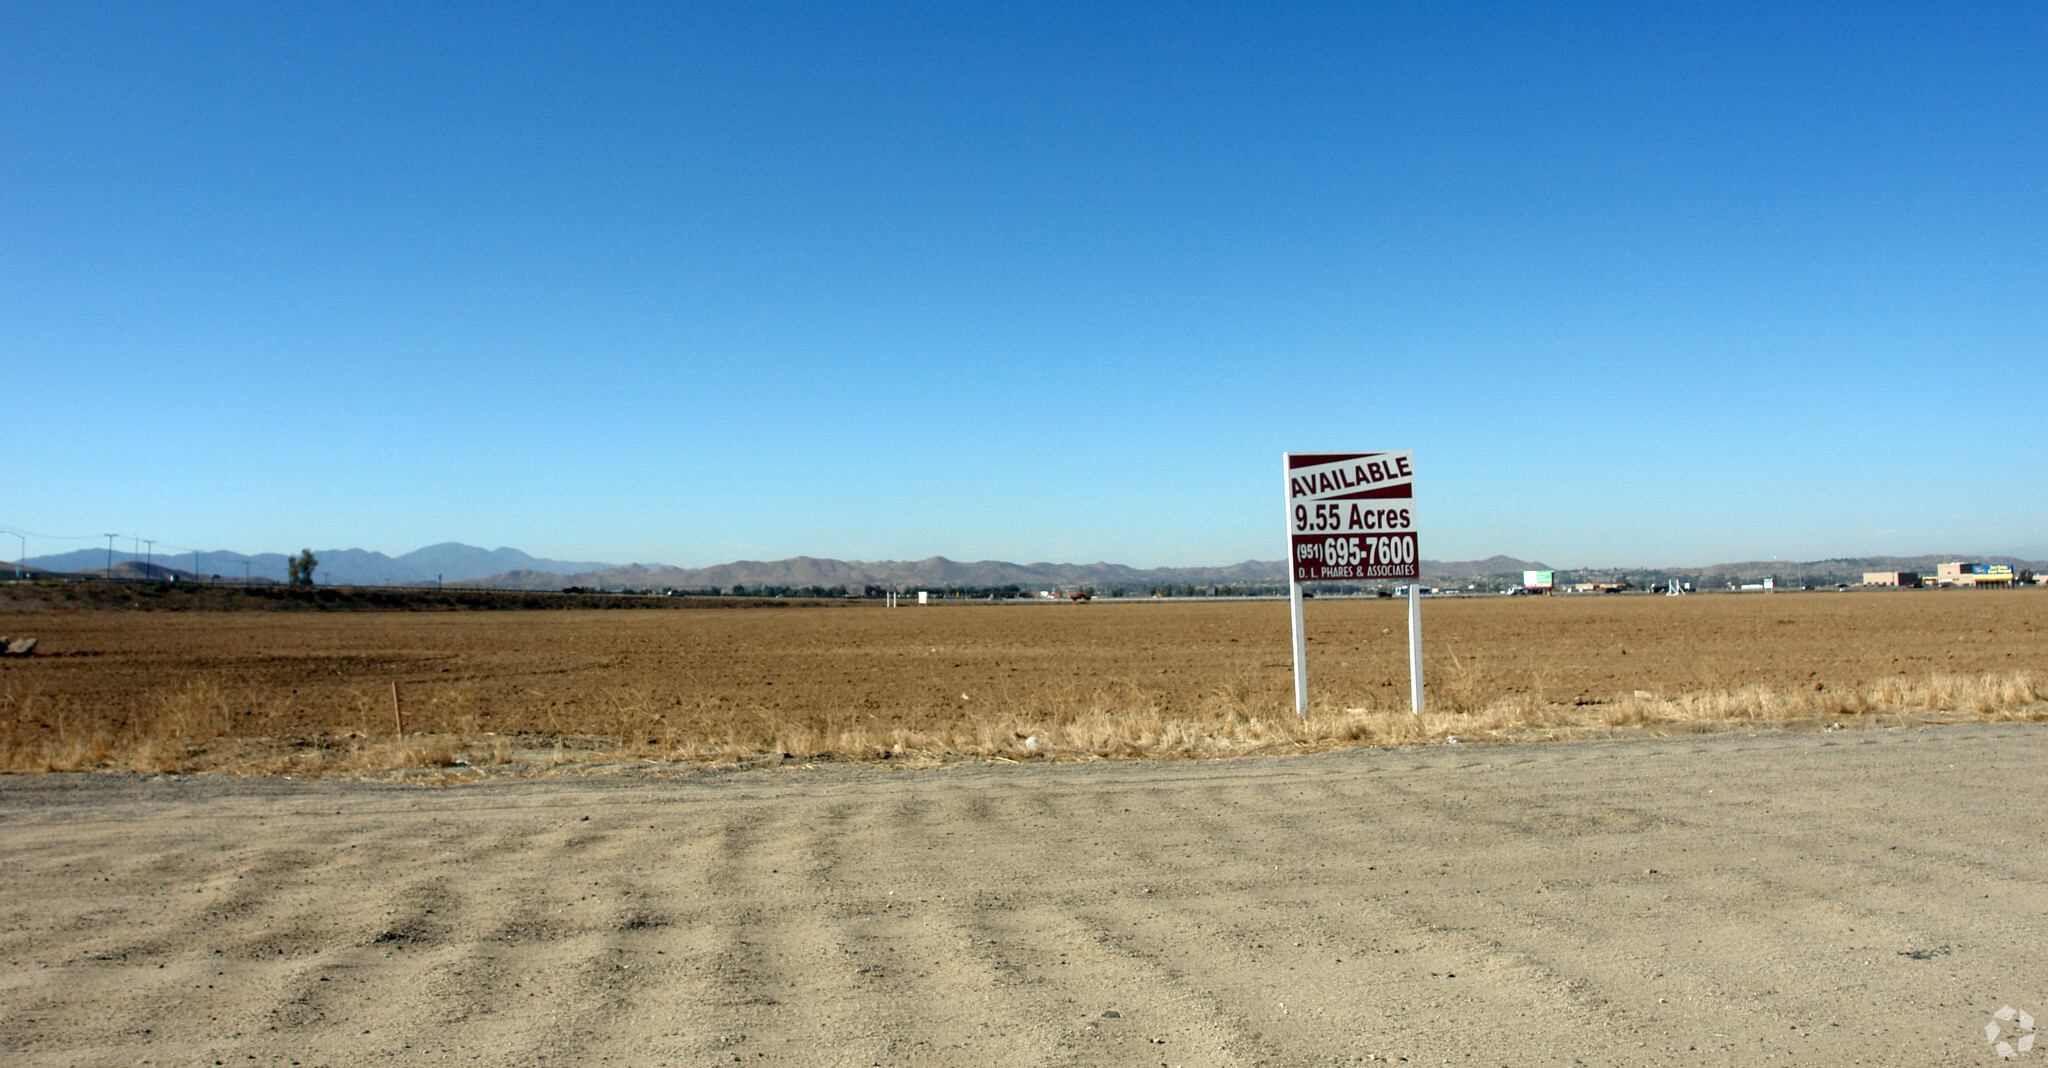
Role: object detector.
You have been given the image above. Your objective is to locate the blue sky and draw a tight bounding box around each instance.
[5,2,2042,569]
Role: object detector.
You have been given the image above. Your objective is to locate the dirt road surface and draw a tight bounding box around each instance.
[5,723,2045,1066]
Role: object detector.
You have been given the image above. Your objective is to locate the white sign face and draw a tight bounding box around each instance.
[1285,451,1418,581]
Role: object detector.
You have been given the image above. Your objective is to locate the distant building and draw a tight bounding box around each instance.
[1862,571,1920,587]
[1974,564,2016,588]
[1934,562,2015,588]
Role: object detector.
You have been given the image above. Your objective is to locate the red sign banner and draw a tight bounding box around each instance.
[1284,451,1419,581]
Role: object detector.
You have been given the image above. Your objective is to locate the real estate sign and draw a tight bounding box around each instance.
[1283,451,1419,582]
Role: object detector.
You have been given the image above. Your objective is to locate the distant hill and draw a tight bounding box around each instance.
[383,543,616,583]
[459,550,2045,593]
[1485,554,2043,589]
[21,542,2039,592]
[1419,556,1549,584]
[455,554,1559,591]
[25,542,614,585]
[1662,554,2041,585]
[454,556,1289,591]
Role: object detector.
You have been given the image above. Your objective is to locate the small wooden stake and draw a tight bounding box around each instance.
[391,680,405,737]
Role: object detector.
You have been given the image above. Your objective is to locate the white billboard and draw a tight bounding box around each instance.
[1283,451,1418,582]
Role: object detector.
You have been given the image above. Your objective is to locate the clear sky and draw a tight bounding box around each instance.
[5,2,2042,569]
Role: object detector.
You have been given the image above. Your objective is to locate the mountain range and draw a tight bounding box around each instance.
[456,556,1305,592]
[456,554,1574,591]
[453,552,2046,592]
[22,542,613,586]
[19,543,2041,590]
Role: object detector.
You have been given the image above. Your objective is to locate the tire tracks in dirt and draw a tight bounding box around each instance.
[5,726,2048,1065]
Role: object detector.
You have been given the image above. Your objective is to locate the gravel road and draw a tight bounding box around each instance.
[4,723,2045,1066]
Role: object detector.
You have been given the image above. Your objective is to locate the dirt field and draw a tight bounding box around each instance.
[1,589,2045,1065]
[1,588,2044,772]
[6,724,2048,1066]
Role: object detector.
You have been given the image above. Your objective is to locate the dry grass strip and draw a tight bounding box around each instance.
[3,669,2041,778]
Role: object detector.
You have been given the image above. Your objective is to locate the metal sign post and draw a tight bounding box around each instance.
[1407,579,1424,715]
[1289,574,1310,713]
[1283,451,1421,717]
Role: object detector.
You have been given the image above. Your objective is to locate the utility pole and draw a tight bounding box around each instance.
[243,558,251,585]
[143,539,155,579]
[104,534,117,580]
[8,531,22,579]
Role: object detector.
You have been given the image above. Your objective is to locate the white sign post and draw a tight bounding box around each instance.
[1283,451,1422,718]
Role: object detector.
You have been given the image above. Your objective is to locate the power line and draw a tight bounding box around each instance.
[0,525,105,541]
[154,542,239,558]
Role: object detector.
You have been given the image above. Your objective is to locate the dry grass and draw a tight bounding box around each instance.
[0,677,479,776]
[2,677,231,774]
[703,668,2044,766]
[7,668,2038,777]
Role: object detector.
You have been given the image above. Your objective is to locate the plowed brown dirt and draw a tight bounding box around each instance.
[3,589,2042,766]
